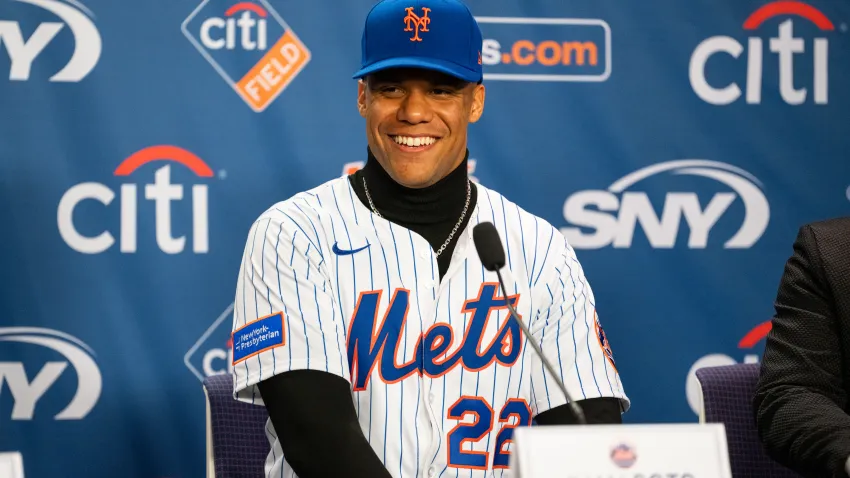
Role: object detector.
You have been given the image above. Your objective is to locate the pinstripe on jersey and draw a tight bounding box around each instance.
[231,176,629,478]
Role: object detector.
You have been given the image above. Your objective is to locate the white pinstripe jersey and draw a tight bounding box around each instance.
[231,175,629,478]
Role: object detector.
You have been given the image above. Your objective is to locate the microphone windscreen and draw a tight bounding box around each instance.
[472,222,506,271]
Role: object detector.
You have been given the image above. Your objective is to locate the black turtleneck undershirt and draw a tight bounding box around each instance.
[257,149,622,478]
[348,148,477,279]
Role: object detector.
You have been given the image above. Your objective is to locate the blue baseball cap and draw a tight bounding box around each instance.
[352,0,483,83]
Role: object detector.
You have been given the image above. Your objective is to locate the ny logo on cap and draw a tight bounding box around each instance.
[404,7,431,42]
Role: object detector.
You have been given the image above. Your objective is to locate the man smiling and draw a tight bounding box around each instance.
[230,1,629,477]
[356,66,483,190]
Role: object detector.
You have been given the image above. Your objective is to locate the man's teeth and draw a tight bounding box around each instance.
[392,136,437,147]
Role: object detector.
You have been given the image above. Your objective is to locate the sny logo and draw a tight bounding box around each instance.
[690,1,836,105]
[347,284,522,390]
[561,160,770,249]
[0,327,101,420]
[404,7,431,42]
[0,0,101,81]
[58,145,213,254]
[182,0,311,112]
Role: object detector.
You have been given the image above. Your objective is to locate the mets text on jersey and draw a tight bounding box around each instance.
[182,0,311,112]
[347,284,521,391]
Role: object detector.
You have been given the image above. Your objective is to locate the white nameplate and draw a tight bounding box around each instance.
[0,452,24,478]
[511,423,731,478]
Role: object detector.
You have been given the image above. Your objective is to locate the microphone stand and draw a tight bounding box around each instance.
[494,269,587,425]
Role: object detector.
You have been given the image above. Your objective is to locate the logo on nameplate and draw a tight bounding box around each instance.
[181,0,311,112]
[610,443,637,468]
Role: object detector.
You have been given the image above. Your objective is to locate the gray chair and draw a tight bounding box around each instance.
[203,374,270,478]
[0,452,25,478]
[696,363,801,478]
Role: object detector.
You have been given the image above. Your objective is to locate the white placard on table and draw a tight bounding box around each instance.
[0,452,24,478]
[511,423,731,478]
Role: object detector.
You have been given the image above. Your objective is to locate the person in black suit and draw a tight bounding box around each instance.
[754,216,850,478]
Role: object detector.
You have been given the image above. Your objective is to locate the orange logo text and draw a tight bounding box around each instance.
[404,7,431,42]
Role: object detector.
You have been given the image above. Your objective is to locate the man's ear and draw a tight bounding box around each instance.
[357,79,367,118]
[468,83,485,123]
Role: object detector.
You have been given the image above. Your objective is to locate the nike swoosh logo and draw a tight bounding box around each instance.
[332,242,370,256]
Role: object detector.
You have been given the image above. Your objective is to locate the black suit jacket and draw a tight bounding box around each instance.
[754,216,850,478]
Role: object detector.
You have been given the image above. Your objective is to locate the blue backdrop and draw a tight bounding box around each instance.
[1,0,848,476]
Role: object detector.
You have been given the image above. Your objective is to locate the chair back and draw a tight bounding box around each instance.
[203,374,270,478]
[0,452,25,478]
[696,363,802,478]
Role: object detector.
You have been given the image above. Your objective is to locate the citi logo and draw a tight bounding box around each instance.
[561,160,770,249]
[690,1,835,105]
[57,145,213,254]
[184,303,236,381]
[0,0,101,81]
[0,327,101,420]
[199,1,268,51]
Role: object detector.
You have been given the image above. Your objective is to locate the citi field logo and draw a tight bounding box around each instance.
[561,160,770,249]
[58,145,213,254]
[690,1,837,105]
[182,0,311,112]
[0,0,101,81]
[184,303,236,381]
[0,327,101,420]
[475,17,610,82]
[687,321,771,415]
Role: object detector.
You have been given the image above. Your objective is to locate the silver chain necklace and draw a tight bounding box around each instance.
[363,176,471,258]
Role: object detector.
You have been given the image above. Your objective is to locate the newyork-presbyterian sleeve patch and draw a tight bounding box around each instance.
[231,312,286,365]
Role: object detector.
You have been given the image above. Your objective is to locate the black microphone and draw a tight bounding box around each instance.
[472,221,587,425]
